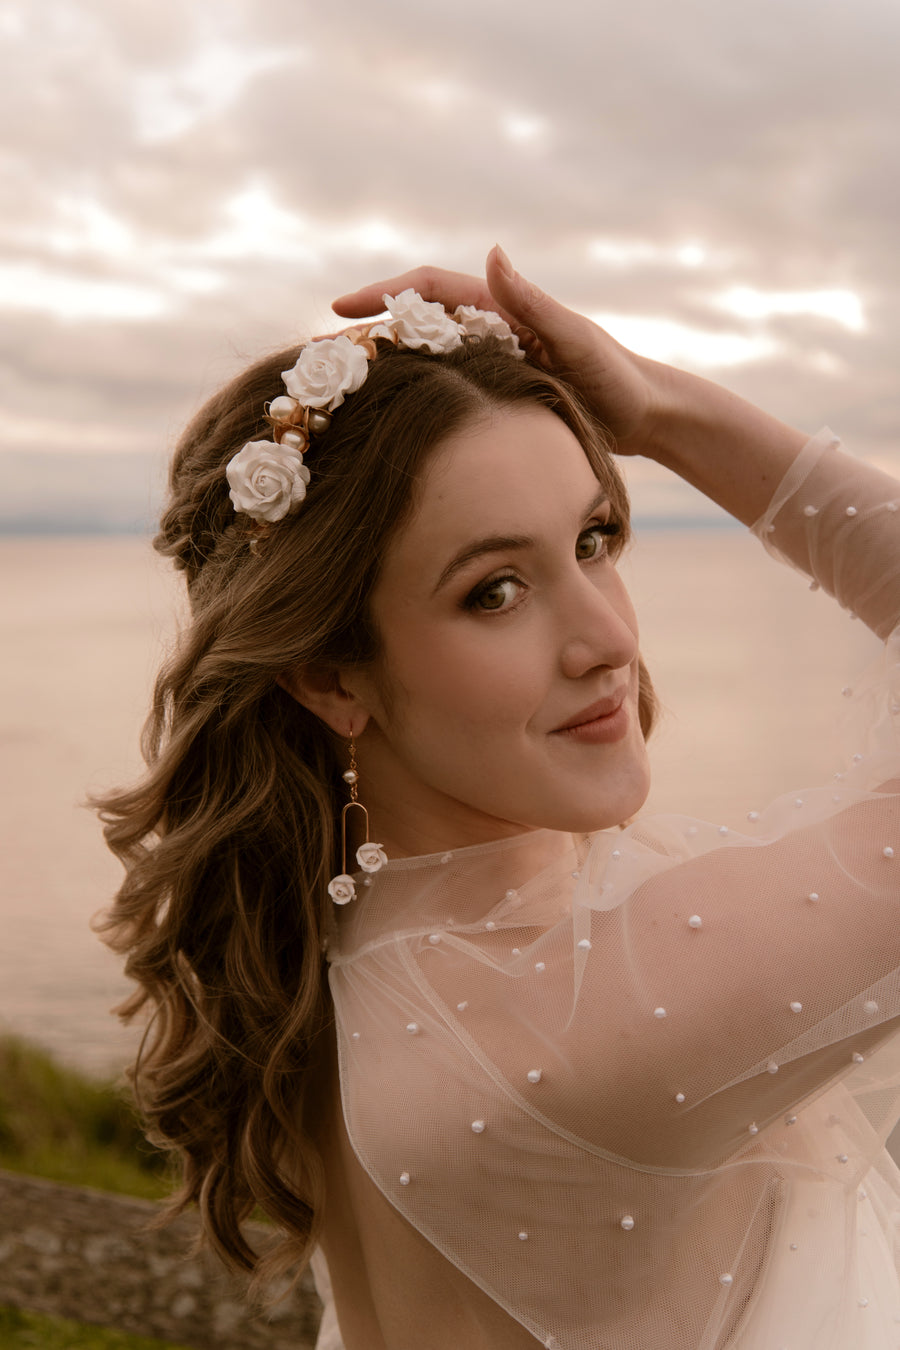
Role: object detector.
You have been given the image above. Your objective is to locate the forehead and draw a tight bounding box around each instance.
[391,405,600,563]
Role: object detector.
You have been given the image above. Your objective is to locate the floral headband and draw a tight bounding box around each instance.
[225,289,523,526]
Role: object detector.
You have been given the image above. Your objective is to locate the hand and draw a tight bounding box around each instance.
[334,247,810,519]
[332,246,664,454]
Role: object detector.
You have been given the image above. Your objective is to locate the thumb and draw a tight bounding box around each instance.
[485,246,588,357]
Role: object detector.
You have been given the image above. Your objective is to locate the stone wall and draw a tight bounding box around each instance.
[0,1169,322,1349]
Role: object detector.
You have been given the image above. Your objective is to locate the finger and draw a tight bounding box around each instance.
[332,265,498,319]
[484,246,590,355]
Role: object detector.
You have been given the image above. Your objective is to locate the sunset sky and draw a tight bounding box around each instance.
[3,0,900,528]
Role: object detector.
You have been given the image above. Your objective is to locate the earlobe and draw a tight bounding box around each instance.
[276,665,370,739]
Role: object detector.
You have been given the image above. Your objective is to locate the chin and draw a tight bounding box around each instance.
[575,765,651,833]
[526,765,652,836]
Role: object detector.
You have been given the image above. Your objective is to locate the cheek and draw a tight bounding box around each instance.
[384,618,545,732]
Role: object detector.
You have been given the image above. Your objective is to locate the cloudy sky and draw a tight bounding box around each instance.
[3,0,900,528]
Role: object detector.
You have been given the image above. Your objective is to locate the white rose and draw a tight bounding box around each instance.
[328,874,357,905]
[282,335,369,411]
[384,289,462,354]
[226,440,311,524]
[356,842,388,873]
[454,305,524,358]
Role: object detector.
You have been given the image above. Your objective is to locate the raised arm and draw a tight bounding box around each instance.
[334,246,810,516]
[335,248,900,638]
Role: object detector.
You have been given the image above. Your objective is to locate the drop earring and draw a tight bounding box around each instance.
[327,735,387,905]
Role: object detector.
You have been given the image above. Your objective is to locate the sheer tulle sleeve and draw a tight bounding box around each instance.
[325,432,900,1350]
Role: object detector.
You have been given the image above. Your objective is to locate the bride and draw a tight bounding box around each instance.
[97,247,900,1349]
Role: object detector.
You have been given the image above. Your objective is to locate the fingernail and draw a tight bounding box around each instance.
[493,244,514,278]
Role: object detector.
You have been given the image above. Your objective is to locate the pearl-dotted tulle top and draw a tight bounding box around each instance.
[318,430,900,1350]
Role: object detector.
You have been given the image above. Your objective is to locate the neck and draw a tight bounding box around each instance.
[347,786,536,861]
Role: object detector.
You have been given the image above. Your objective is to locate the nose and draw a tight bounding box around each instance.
[557,570,639,681]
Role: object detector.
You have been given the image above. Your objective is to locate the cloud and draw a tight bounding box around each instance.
[1,0,898,531]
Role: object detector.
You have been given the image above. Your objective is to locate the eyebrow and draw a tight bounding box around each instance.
[432,488,611,595]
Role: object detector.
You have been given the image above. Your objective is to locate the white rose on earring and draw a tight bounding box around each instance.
[383,289,463,354]
[328,874,357,905]
[282,335,369,411]
[226,440,311,523]
[356,843,388,873]
[454,305,524,357]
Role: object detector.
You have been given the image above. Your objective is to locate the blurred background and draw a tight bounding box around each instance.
[2,0,899,1077]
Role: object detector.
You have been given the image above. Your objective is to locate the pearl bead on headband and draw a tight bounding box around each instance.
[225,289,523,528]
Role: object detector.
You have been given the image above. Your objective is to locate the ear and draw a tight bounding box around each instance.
[276,665,371,739]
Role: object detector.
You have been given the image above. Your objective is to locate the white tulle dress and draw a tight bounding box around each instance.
[311,431,900,1350]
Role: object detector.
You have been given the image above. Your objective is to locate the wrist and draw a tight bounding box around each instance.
[628,365,810,527]
[644,369,806,466]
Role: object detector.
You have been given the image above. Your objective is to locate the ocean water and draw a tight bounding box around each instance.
[0,533,879,1077]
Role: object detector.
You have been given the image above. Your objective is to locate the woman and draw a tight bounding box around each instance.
[98,247,900,1349]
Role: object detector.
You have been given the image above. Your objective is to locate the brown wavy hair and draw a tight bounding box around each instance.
[95,335,657,1290]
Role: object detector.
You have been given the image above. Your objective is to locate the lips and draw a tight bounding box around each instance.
[551,688,628,733]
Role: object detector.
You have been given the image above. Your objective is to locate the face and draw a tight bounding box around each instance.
[346,405,651,857]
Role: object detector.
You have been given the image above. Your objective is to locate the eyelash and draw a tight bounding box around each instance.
[462,522,622,614]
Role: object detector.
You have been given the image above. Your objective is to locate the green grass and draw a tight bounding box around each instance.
[0,1035,171,1201]
[0,1038,186,1346]
[0,1305,192,1349]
